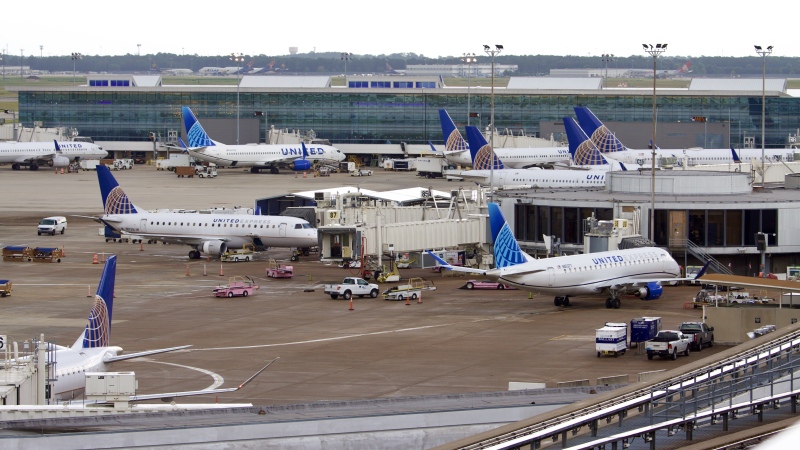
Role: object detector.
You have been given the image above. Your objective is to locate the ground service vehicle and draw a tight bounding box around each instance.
[213,276,258,298]
[38,216,68,235]
[197,163,217,178]
[111,159,134,170]
[679,322,714,351]
[382,277,436,301]
[462,279,516,290]
[156,154,194,171]
[324,277,379,300]
[350,168,372,176]
[0,280,12,297]
[175,166,195,178]
[646,330,691,360]
[220,245,255,262]
[596,323,628,357]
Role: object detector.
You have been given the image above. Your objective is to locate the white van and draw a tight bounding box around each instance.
[38,216,68,235]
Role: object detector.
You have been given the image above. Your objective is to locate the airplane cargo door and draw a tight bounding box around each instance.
[139,219,147,233]
[547,267,555,286]
[279,223,287,237]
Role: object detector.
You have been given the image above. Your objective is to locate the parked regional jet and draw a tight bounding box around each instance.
[438,109,570,168]
[14,255,275,403]
[93,165,318,259]
[0,139,107,170]
[455,126,612,189]
[429,203,694,308]
[574,106,795,166]
[181,107,345,173]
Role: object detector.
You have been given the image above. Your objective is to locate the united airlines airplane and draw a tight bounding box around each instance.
[16,255,275,403]
[429,203,697,309]
[455,126,611,189]
[94,165,318,259]
[574,106,795,166]
[0,139,107,170]
[438,109,571,168]
[181,107,345,174]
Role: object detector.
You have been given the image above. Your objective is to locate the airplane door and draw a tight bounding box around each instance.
[139,218,147,233]
[279,223,287,237]
[669,211,686,245]
[547,267,555,286]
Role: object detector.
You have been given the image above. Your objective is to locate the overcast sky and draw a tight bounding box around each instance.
[3,1,792,59]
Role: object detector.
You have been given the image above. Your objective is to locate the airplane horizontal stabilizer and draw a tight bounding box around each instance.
[104,344,193,363]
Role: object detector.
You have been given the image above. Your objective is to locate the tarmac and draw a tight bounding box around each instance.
[0,164,725,408]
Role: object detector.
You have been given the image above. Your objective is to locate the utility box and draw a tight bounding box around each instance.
[85,372,137,403]
[596,323,628,357]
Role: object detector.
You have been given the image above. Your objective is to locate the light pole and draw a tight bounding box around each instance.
[1,50,4,80]
[341,52,352,78]
[483,44,503,198]
[643,43,667,243]
[601,54,614,89]
[3,109,17,141]
[230,53,244,144]
[39,45,43,58]
[755,45,773,187]
[19,49,23,79]
[461,53,477,126]
[71,52,82,85]
[137,44,141,57]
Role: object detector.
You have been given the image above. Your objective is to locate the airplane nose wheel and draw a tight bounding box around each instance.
[554,296,570,307]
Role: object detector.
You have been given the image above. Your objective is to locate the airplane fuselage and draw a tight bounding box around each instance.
[459,168,608,188]
[188,144,344,168]
[49,345,121,401]
[493,247,680,296]
[0,141,107,167]
[443,147,571,168]
[104,211,318,249]
[605,148,794,167]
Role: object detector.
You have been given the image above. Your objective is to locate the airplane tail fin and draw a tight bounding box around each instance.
[73,255,116,349]
[301,142,308,159]
[574,107,627,153]
[488,203,529,269]
[694,261,712,280]
[97,165,139,214]
[731,147,742,163]
[465,126,504,170]
[650,140,660,150]
[181,107,216,148]
[564,117,607,166]
[438,109,469,154]
[54,140,62,153]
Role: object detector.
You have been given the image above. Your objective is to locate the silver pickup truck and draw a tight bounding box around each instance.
[646,330,691,360]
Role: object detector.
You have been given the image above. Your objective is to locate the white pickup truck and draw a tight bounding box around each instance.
[324,277,380,300]
[646,330,691,360]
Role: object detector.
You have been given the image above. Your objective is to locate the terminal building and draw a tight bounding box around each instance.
[6,74,800,275]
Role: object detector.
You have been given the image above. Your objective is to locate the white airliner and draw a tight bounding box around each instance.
[429,203,698,309]
[455,125,612,189]
[16,255,275,403]
[574,106,796,167]
[438,109,571,168]
[0,140,107,170]
[181,107,345,174]
[94,165,318,259]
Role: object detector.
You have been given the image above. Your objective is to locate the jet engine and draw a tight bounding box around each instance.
[290,158,312,171]
[48,155,71,168]
[201,240,228,256]
[635,282,663,300]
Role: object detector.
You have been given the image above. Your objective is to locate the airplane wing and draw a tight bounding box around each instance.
[696,274,800,292]
[126,357,278,403]
[104,345,193,363]
[427,251,488,275]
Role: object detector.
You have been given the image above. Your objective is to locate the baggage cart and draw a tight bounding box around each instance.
[596,322,628,357]
[630,317,662,348]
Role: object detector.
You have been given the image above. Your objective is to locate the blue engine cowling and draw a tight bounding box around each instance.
[635,282,663,300]
[290,159,312,171]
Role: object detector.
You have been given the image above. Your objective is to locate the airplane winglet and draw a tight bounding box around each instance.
[237,357,280,390]
[620,162,628,171]
[731,147,742,163]
[301,142,308,159]
[428,141,439,153]
[694,261,712,280]
[54,140,62,152]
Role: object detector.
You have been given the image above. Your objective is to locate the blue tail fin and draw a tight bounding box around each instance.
[428,141,439,153]
[465,126,504,170]
[177,137,189,153]
[54,140,62,153]
[301,142,308,159]
[182,107,216,148]
[731,147,742,163]
[97,165,138,214]
[488,203,528,269]
[438,109,469,153]
[76,255,116,349]
[574,107,627,153]
[564,117,607,166]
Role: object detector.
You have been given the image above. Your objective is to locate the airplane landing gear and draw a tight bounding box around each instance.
[189,250,202,259]
[605,297,621,309]
[554,296,571,307]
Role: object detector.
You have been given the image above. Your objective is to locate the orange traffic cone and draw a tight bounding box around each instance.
[61,246,66,257]
[294,172,298,178]
[92,254,99,264]
[303,172,307,178]
[140,241,144,251]
[405,296,410,306]
[185,264,190,276]
[219,264,224,276]
[417,291,422,304]
[101,252,105,263]
[203,264,207,276]
[60,168,64,174]
[349,298,354,311]
[87,285,92,297]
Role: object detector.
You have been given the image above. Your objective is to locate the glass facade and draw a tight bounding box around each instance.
[17,89,800,146]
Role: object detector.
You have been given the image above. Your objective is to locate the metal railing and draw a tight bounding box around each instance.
[669,238,733,276]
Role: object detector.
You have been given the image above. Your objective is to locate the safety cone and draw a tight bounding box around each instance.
[55,167,58,174]
[60,168,64,174]
[405,296,410,306]
[303,171,307,178]
[87,285,92,297]
[219,264,224,276]
[92,254,99,264]
[203,264,207,276]
[61,246,66,257]
[417,291,422,304]
[139,241,144,251]
[101,252,105,263]
[349,298,354,311]
[294,172,298,178]
[185,264,190,276]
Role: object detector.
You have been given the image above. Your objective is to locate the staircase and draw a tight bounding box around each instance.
[669,238,733,275]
